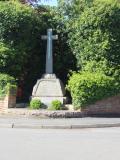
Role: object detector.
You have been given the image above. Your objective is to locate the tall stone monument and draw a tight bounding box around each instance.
[32,29,66,106]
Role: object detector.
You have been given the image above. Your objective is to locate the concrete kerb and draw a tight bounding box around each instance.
[1,109,120,129]
[1,123,120,129]
[0,124,13,128]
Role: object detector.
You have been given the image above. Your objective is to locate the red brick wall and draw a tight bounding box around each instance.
[82,94,120,115]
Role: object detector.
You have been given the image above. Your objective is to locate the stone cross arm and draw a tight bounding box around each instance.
[41,35,58,40]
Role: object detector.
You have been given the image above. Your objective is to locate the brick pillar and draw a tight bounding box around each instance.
[0,96,8,113]
[0,87,17,113]
[8,95,16,108]
[7,87,17,108]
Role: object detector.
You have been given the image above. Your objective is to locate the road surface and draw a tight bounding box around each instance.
[0,127,120,160]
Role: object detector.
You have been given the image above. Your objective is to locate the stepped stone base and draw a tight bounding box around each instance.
[32,74,66,106]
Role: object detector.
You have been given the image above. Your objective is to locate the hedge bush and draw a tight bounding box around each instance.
[67,71,120,109]
[48,100,62,110]
[0,73,16,96]
[30,99,42,109]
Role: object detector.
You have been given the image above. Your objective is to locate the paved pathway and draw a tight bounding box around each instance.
[0,115,120,129]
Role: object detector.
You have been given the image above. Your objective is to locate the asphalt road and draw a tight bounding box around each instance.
[0,127,120,160]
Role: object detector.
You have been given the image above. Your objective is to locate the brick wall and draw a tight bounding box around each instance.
[82,94,120,116]
[0,90,16,112]
[0,96,8,112]
[8,95,16,108]
[8,87,17,109]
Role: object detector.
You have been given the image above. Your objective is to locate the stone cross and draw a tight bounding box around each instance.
[41,29,58,74]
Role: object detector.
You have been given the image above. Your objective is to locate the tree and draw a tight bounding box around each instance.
[0,0,77,100]
[47,4,77,82]
[0,1,53,100]
[64,0,120,74]
[17,0,53,6]
[63,0,120,107]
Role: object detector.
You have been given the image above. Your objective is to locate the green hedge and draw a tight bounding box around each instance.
[48,100,62,110]
[0,73,16,96]
[67,71,120,109]
[30,99,42,109]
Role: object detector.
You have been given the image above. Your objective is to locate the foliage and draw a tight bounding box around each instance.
[48,100,62,110]
[66,0,120,71]
[0,42,17,71]
[58,0,120,107]
[0,1,77,100]
[67,71,120,109]
[0,73,16,96]
[0,1,56,100]
[30,99,42,109]
[58,0,90,20]
[0,0,52,5]
[0,1,48,77]
[47,6,77,83]
[1,0,120,105]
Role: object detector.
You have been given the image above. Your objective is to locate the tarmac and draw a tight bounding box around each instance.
[0,115,120,129]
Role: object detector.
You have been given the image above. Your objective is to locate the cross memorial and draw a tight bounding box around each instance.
[41,29,58,74]
[32,28,66,105]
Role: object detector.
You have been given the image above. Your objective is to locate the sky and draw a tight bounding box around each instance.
[40,0,58,6]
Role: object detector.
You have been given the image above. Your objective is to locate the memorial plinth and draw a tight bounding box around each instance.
[32,74,66,105]
[31,29,67,106]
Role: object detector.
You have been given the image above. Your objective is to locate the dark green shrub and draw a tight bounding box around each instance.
[30,99,42,109]
[67,71,120,109]
[0,1,52,79]
[48,100,62,110]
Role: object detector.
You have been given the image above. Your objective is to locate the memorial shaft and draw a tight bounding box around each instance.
[42,29,58,74]
[46,29,52,74]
